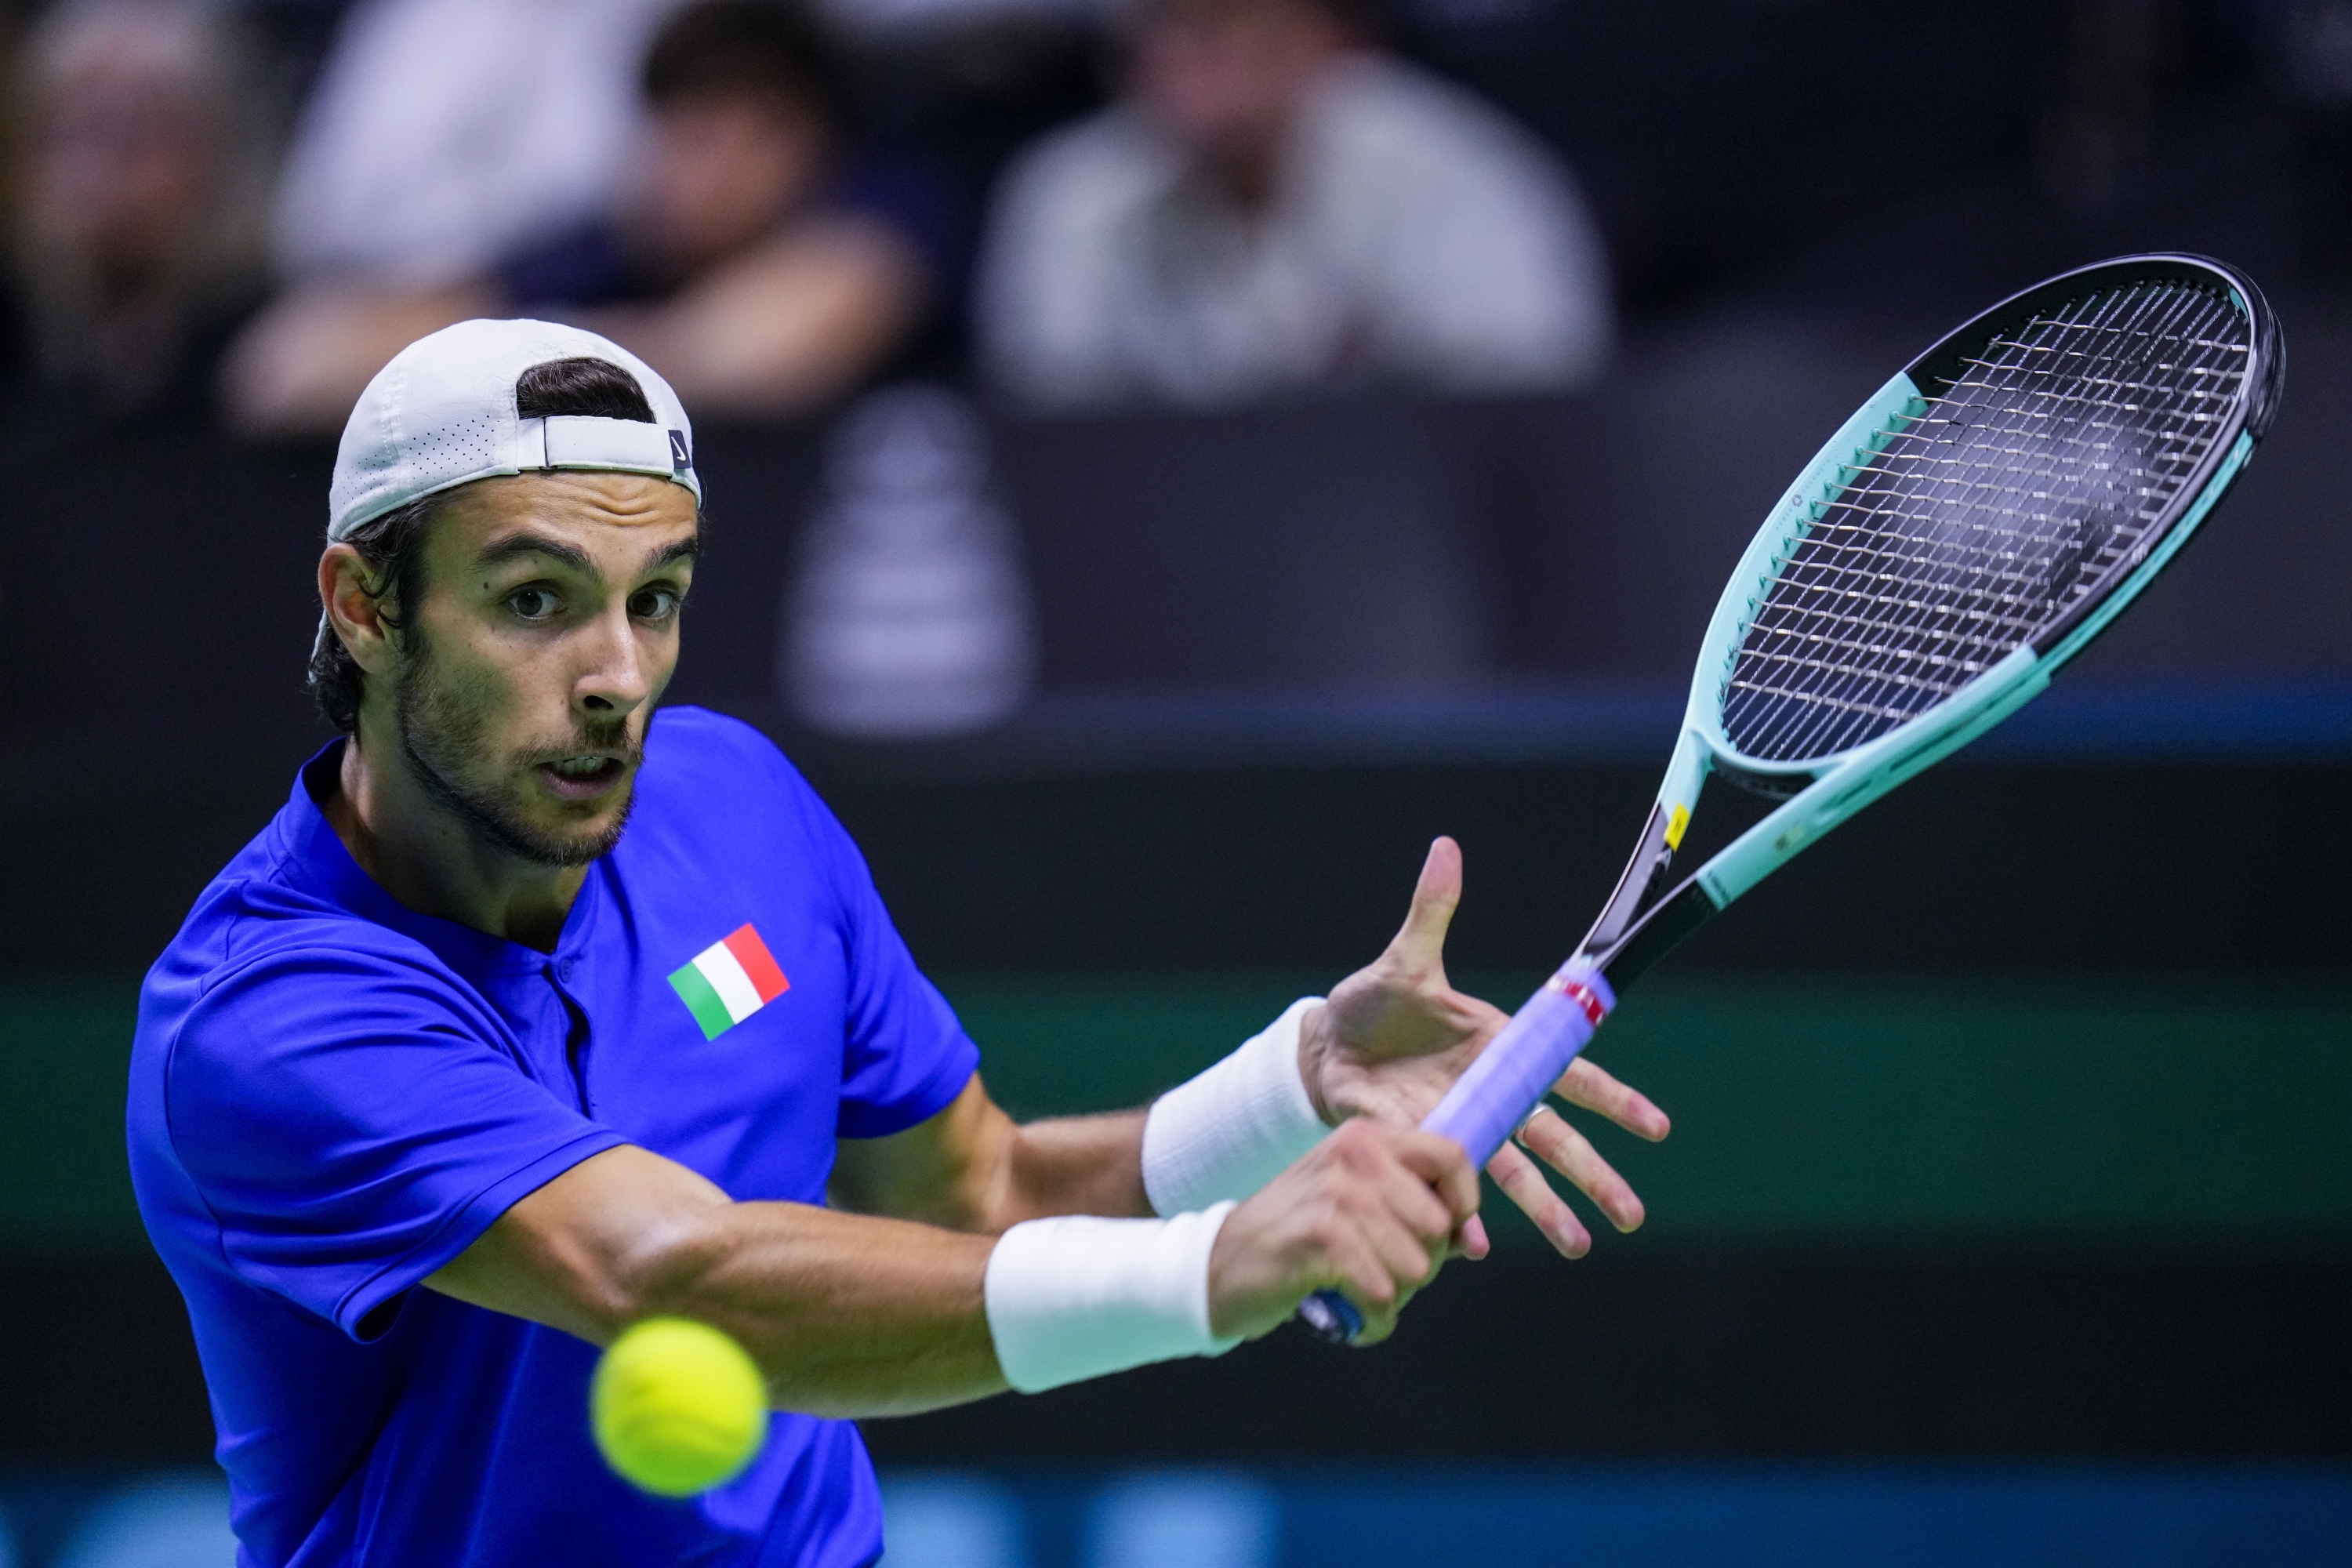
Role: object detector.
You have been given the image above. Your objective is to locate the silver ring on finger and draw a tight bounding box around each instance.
[1513,1102,1555,1144]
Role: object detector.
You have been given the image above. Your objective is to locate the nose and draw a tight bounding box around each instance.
[575,601,655,720]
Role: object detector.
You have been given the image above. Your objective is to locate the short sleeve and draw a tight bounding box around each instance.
[798,792,980,1140]
[165,946,626,1340]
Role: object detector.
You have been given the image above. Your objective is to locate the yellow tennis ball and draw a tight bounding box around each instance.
[590,1317,769,1497]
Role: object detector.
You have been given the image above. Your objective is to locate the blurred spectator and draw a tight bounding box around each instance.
[9,0,269,423]
[225,0,931,433]
[975,0,1612,410]
[269,0,681,289]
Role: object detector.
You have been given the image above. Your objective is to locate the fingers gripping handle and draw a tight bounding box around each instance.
[1425,967,1616,1170]
[1298,965,1616,1344]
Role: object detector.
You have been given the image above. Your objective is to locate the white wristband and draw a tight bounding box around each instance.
[1142,997,1330,1218]
[983,1202,1240,1393]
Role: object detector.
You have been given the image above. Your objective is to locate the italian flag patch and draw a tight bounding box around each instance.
[667,924,790,1040]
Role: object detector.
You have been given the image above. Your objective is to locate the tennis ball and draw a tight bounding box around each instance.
[590,1317,769,1497]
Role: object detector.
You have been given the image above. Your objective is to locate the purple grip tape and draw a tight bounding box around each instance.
[1425,964,1617,1169]
[1298,963,1617,1344]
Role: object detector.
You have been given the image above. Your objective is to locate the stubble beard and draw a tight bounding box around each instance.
[394,629,641,869]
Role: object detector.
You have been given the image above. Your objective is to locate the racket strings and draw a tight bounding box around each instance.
[1722,280,2247,762]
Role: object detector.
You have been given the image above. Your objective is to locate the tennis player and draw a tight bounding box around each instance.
[125,319,1667,1566]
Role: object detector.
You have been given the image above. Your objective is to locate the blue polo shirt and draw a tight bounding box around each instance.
[126,706,981,1568]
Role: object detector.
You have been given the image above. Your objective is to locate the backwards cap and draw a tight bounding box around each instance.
[328,318,701,541]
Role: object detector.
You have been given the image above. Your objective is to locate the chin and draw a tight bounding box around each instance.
[486,782,637,869]
[548,799,636,859]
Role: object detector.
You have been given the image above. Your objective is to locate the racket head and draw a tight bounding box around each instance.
[1684,253,2281,797]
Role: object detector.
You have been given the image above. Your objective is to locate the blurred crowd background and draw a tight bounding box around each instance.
[0,0,2349,1563]
[7,0,2352,742]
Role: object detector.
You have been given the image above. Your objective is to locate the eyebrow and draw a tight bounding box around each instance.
[473,532,701,580]
[642,537,700,573]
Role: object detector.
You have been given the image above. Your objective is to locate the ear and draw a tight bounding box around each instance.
[319,544,401,677]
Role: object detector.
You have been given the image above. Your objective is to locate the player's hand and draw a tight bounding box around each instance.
[1206,1119,1477,1345]
[1298,837,1671,1261]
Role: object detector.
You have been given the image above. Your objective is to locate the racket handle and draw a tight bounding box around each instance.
[1296,964,1616,1345]
[1298,1290,1363,1342]
[1425,964,1615,1171]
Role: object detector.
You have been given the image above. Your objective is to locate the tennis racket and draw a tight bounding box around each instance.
[1299,252,2285,1343]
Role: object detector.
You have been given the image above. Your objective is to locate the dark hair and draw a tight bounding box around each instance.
[308,357,659,735]
[517,355,658,422]
[641,0,839,126]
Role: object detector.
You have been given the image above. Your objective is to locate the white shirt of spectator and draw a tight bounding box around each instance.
[978,53,1613,409]
[270,0,682,287]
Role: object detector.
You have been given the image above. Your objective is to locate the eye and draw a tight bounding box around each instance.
[630,586,682,622]
[506,586,561,622]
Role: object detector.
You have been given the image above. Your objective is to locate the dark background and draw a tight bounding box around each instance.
[2,0,2349,1561]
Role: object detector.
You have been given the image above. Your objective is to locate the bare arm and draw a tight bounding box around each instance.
[427,1142,1007,1419]
[428,1074,1161,1421]
[827,1071,1150,1233]
[220,283,493,436]
[426,1086,1474,1415]
[580,216,924,417]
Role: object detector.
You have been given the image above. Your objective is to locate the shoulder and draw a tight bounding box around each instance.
[629,706,858,880]
[140,802,492,1069]
[993,107,1178,227]
[1315,56,1567,187]
[644,701,769,757]
[616,708,884,946]
[144,808,432,1008]
[164,915,488,1070]
[979,108,1178,391]
[639,705,815,803]
[136,911,496,1178]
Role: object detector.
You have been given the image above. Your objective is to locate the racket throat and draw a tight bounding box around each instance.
[1578,801,1679,958]
[1591,880,1721,990]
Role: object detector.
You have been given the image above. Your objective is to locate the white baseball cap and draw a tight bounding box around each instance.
[328,318,701,541]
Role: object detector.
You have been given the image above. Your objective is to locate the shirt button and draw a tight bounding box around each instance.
[557,959,575,983]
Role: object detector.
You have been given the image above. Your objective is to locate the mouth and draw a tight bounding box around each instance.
[535,752,630,801]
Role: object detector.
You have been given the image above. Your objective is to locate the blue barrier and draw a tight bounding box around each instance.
[877,1464,2352,1568]
[7,1463,2352,1567]
[926,680,2352,772]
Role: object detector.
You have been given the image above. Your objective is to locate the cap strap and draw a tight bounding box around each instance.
[517,416,689,478]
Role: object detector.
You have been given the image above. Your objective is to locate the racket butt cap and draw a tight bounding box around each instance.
[1298,1290,1363,1345]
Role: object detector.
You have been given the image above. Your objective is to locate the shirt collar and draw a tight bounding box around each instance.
[274,740,607,983]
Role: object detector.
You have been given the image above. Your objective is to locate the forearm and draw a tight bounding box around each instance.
[430,1149,1009,1420]
[837,996,1327,1237]
[640,1200,1004,1419]
[999,1112,1150,1225]
[587,222,922,416]
[430,1058,1475,1416]
[1005,1000,1328,1224]
[662,1186,1253,1409]
[220,282,491,434]
[437,1151,1231,1415]
[831,1075,1149,1232]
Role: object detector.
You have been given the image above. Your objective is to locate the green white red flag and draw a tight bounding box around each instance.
[667,924,789,1040]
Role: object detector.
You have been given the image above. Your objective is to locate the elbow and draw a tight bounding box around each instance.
[585,1202,739,1341]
